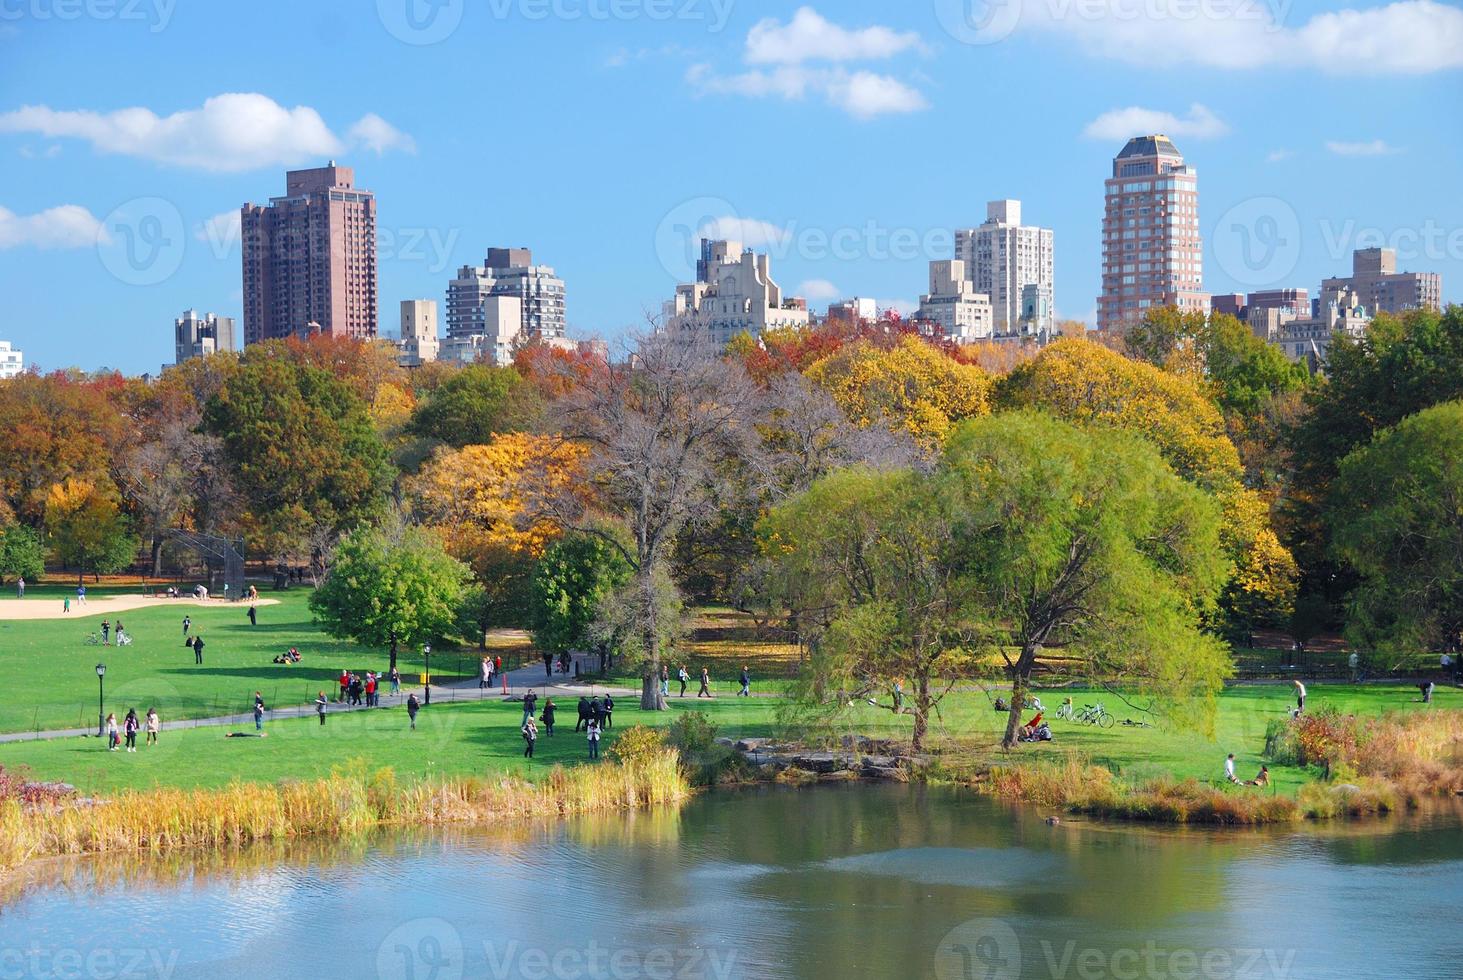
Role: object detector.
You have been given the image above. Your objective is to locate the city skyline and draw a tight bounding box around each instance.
[1,1,1460,371]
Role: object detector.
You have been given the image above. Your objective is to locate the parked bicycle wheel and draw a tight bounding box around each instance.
[1098,711,1115,729]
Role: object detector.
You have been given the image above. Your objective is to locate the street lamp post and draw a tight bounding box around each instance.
[423,643,431,706]
[95,662,106,737]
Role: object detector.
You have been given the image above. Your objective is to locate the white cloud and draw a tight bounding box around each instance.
[1082,103,1228,141]
[880,298,918,317]
[796,278,841,302]
[194,209,242,251]
[696,215,790,249]
[687,64,927,119]
[689,8,928,120]
[746,7,922,64]
[1266,149,1295,162]
[1016,0,1463,75]
[0,204,104,249]
[347,113,416,155]
[1326,139,1402,156]
[0,94,414,172]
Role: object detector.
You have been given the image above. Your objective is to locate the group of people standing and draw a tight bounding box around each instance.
[520,691,609,759]
[104,707,159,751]
[338,668,399,706]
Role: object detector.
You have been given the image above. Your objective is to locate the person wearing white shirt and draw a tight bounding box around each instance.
[1224,754,1237,783]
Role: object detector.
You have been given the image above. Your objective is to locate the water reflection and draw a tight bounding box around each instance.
[1,786,1460,979]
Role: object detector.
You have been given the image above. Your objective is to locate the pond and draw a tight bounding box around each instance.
[2,784,1460,979]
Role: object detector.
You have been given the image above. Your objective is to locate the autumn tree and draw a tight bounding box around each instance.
[408,364,539,449]
[1329,401,1463,656]
[310,524,472,673]
[804,334,991,452]
[940,413,1231,748]
[549,332,761,709]
[0,371,127,524]
[761,466,972,751]
[1000,339,1298,633]
[44,478,140,583]
[202,351,392,559]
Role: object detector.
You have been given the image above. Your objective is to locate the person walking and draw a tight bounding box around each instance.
[541,698,556,736]
[407,693,420,730]
[522,690,538,727]
[247,604,257,626]
[522,715,538,758]
[145,707,159,746]
[602,694,614,730]
[480,657,492,690]
[543,650,553,679]
[123,709,139,752]
[365,672,377,707]
[390,665,401,696]
[698,667,711,698]
[738,665,751,697]
[678,665,689,698]
[62,597,70,614]
[192,633,205,665]
[105,712,118,751]
[77,584,87,606]
[586,718,601,760]
[661,665,670,698]
[315,691,328,726]
[253,695,265,732]
[1291,679,1306,714]
[338,670,350,704]
[182,615,191,637]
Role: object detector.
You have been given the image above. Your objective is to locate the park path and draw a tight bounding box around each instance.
[0,654,640,745]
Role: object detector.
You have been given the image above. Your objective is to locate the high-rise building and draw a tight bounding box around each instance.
[915,259,994,342]
[396,300,439,367]
[240,163,378,345]
[174,310,236,365]
[1321,248,1442,315]
[663,239,809,345]
[1097,135,1207,332]
[0,341,22,379]
[445,248,565,365]
[956,200,1054,337]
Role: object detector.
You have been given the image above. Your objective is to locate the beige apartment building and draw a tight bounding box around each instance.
[664,239,809,345]
[916,259,994,342]
[956,199,1054,337]
[1321,248,1442,315]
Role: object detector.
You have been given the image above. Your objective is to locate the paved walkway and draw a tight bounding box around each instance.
[0,654,643,744]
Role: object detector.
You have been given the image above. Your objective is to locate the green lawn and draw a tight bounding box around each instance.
[0,678,1453,796]
[0,589,484,733]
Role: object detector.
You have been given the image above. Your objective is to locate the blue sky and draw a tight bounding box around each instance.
[1,0,1460,372]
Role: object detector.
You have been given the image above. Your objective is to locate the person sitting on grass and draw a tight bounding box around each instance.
[1019,712,1045,741]
[1224,753,1238,783]
[1247,766,1270,788]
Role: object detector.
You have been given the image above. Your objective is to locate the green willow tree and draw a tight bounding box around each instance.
[530,531,633,659]
[941,413,1231,748]
[1329,401,1463,657]
[310,525,472,674]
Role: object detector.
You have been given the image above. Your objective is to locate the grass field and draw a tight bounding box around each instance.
[0,588,492,734]
[0,673,1454,797]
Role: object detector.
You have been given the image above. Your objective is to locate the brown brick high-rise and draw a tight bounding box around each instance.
[241,163,377,344]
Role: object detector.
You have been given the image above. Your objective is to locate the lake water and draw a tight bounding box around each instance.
[1,784,1460,979]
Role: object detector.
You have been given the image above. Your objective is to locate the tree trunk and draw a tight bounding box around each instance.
[638,567,667,711]
[1002,644,1040,750]
[911,670,932,753]
[388,633,399,674]
[150,535,164,579]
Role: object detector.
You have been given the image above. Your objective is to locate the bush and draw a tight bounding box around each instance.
[1263,718,1300,765]
[609,726,667,766]
[665,712,718,758]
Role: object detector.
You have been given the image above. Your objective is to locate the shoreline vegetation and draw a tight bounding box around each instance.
[0,750,687,871]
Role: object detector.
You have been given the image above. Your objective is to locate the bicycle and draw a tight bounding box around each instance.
[1076,703,1116,728]
[83,632,102,646]
[1055,698,1076,721]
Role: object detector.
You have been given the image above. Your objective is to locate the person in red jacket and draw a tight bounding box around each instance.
[338,670,350,703]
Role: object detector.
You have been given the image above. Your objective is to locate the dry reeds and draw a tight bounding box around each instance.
[0,751,689,870]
